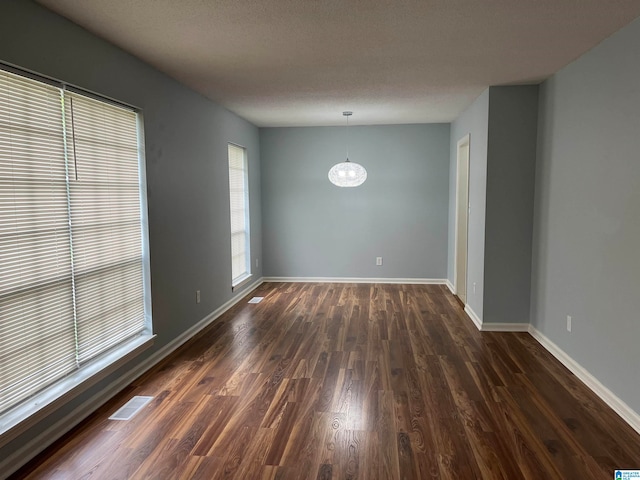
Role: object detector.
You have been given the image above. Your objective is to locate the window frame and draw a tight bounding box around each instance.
[227,143,251,290]
[0,63,154,446]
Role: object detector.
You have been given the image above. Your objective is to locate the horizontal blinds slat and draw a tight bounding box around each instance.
[76,296,144,334]
[70,185,141,202]
[77,310,144,340]
[73,229,142,249]
[0,265,72,294]
[0,333,76,380]
[1,297,76,331]
[76,281,143,320]
[0,350,75,388]
[0,280,74,334]
[71,134,139,151]
[0,114,64,136]
[0,139,70,164]
[74,261,143,304]
[72,228,142,276]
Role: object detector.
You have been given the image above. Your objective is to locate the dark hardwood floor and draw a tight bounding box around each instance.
[11,282,640,479]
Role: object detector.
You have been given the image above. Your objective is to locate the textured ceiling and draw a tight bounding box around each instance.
[37,0,640,127]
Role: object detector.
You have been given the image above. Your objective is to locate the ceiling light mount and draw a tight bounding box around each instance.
[328,111,367,187]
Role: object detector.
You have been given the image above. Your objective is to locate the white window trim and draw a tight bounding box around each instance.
[228,143,251,287]
[232,272,254,291]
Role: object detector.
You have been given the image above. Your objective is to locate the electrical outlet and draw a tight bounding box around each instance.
[256,258,259,268]
[567,315,572,332]
[473,282,476,294]
[196,290,201,304]
[376,257,383,266]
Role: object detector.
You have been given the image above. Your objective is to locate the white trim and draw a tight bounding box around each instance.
[445,279,455,294]
[232,273,253,291]
[481,322,530,332]
[453,133,470,302]
[0,277,264,478]
[464,304,483,330]
[262,277,447,285]
[528,324,640,436]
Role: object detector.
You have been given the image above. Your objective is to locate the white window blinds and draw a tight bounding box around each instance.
[0,68,148,416]
[228,144,250,285]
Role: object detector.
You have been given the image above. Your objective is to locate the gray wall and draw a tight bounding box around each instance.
[532,16,640,413]
[448,87,538,326]
[449,90,489,319]
[0,0,261,468]
[261,124,450,279]
[484,86,538,325]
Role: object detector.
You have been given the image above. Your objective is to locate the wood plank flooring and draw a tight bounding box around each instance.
[11,283,640,479]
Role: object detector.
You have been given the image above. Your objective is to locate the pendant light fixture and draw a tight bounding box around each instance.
[328,111,367,187]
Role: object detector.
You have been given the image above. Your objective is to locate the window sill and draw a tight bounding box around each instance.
[232,273,253,292]
[0,333,155,448]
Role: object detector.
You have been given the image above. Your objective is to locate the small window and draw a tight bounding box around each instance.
[228,143,250,287]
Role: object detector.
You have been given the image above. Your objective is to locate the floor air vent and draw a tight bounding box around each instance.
[248,297,264,304]
[108,395,153,421]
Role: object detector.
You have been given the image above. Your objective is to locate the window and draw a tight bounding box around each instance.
[0,67,151,427]
[228,143,250,287]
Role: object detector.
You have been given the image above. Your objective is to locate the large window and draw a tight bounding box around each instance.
[228,143,250,287]
[0,67,151,426]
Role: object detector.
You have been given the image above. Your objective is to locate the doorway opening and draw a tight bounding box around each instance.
[454,134,470,305]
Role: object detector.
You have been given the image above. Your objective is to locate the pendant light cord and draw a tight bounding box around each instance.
[345,112,350,162]
[346,114,349,161]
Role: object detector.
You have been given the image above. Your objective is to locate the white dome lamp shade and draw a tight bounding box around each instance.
[328,112,367,187]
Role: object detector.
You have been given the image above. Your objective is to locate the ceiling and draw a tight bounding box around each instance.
[37,0,640,127]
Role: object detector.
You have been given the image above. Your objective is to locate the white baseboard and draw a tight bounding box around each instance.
[461,304,529,333]
[262,276,447,285]
[445,279,455,294]
[0,277,264,479]
[481,322,530,332]
[464,304,483,330]
[146,276,264,365]
[528,325,640,436]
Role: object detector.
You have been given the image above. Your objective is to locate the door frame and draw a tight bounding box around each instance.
[454,134,470,303]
